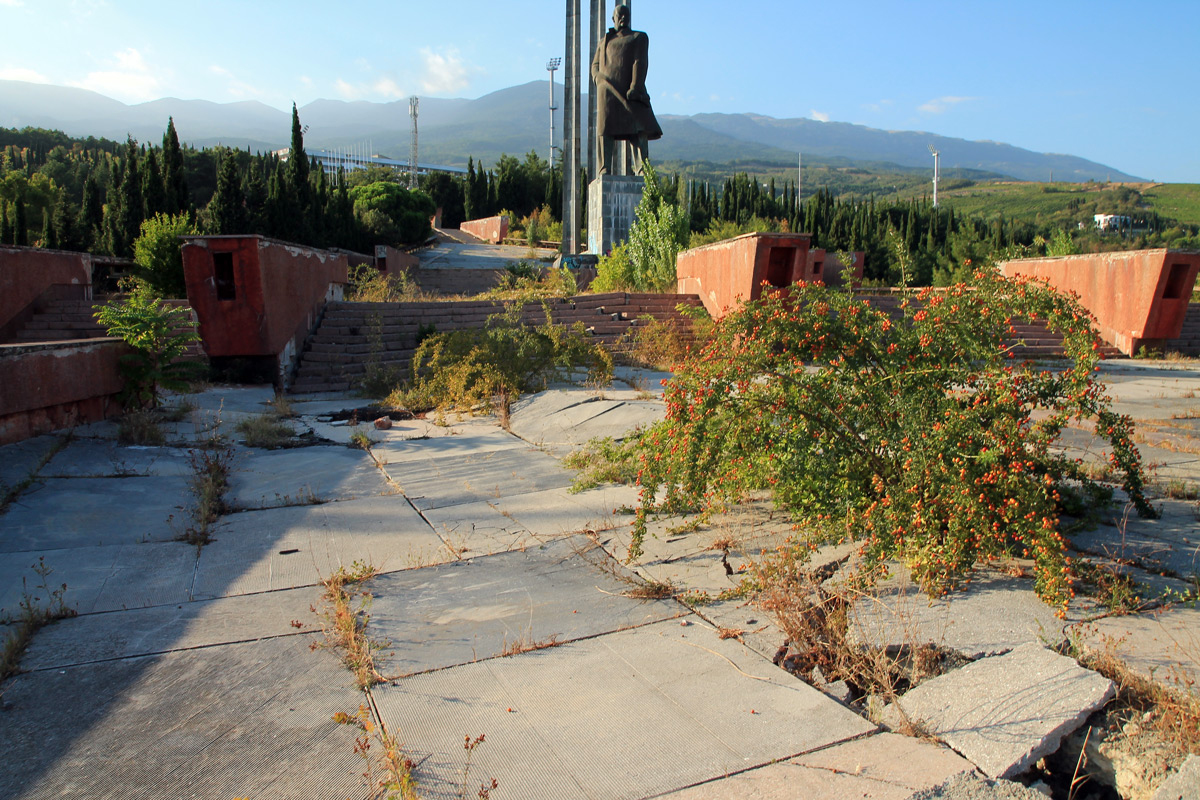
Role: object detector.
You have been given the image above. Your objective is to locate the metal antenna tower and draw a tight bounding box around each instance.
[547,58,561,166]
[409,97,419,189]
[929,144,940,208]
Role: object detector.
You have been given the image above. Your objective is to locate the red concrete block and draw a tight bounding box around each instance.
[0,339,126,445]
[809,249,866,288]
[182,236,348,385]
[1000,249,1200,355]
[676,232,812,319]
[459,215,509,245]
[0,246,93,341]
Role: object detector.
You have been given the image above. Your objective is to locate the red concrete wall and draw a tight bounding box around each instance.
[0,246,93,339]
[0,339,126,445]
[810,249,866,288]
[182,236,347,385]
[1000,249,1200,354]
[460,215,509,245]
[676,232,812,318]
[374,245,419,274]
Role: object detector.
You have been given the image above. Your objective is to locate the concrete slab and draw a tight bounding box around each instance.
[372,620,876,799]
[420,497,539,557]
[227,445,396,510]
[0,541,198,618]
[848,568,1089,659]
[21,586,320,670]
[0,476,189,552]
[1150,754,1200,800]
[39,440,194,478]
[384,447,573,510]
[0,635,367,800]
[192,495,449,599]
[0,434,63,492]
[489,486,628,536]
[1078,606,1200,695]
[1071,499,1200,579]
[908,772,1061,800]
[890,642,1115,779]
[365,535,686,676]
[661,731,975,800]
[508,390,664,448]
[369,423,524,466]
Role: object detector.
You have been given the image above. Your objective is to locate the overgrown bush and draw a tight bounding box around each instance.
[591,163,688,292]
[95,282,203,408]
[630,270,1154,609]
[345,264,424,303]
[132,212,196,297]
[483,263,577,302]
[393,302,612,419]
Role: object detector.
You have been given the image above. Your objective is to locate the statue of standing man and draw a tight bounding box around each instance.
[591,3,662,176]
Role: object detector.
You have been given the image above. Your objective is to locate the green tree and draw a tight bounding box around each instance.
[142,147,166,219]
[133,212,196,297]
[207,151,248,234]
[161,117,189,215]
[621,163,689,292]
[349,182,436,245]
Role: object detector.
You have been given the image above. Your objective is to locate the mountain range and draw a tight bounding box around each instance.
[0,79,1142,183]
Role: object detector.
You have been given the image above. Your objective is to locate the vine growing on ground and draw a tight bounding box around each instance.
[630,269,1154,610]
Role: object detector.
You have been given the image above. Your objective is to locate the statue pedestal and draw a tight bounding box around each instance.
[587,175,644,256]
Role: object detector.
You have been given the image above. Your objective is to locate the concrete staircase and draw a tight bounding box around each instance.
[9,297,109,342]
[1162,303,1200,356]
[291,292,704,394]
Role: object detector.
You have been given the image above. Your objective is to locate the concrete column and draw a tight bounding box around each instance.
[587,0,604,183]
[562,0,581,254]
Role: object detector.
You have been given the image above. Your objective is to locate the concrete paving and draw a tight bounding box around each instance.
[887,643,1115,779]
[3,363,1200,798]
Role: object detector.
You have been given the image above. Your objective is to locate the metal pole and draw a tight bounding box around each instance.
[547,58,561,167]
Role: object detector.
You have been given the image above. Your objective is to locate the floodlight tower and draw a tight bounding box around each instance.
[547,58,561,166]
[929,144,940,209]
[409,97,419,189]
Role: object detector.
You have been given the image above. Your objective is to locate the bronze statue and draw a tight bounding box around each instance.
[590,3,662,176]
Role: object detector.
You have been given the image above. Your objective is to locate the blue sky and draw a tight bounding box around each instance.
[2,0,1198,182]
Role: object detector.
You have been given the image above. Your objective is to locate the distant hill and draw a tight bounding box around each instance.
[0,79,1142,182]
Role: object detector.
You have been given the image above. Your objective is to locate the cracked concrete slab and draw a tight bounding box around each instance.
[192,495,448,599]
[20,586,320,670]
[0,434,64,490]
[1076,606,1200,695]
[39,440,194,478]
[372,620,875,800]
[661,732,975,800]
[227,445,396,509]
[889,642,1114,779]
[383,447,573,510]
[369,423,525,466]
[365,535,686,676]
[1070,499,1200,579]
[1150,754,1200,800]
[0,635,366,800]
[0,476,190,552]
[507,390,664,448]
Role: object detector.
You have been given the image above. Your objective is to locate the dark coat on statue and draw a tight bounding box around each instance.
[590,25,663,142]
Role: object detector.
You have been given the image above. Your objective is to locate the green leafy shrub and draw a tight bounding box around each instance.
[132,212,196,297]
[630,270,1154,610]
[349,182,436,245]
[591,163,688,292]
[395,302,612,419]
[95,283,203,408]
[345,264,424,303]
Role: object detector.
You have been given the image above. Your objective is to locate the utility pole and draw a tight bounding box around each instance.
[797,151,802,209]
[547,58,561,167]
[408,97,419,189]
[929,144,939,209]
[562,0,581,254]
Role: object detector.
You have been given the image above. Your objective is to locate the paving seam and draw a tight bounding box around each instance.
[24,629,316,673]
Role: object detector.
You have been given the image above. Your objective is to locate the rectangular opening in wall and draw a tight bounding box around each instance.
[213,252,236,300]
[765,247,794,287]
[1162,263,1191,300]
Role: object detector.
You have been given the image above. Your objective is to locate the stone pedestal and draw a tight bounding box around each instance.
[588,175,644,256]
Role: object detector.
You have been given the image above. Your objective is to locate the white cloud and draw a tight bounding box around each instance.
[0,66,49,83]
[335,76,407,101]
[419,47,471,94]
[0,0,25,7]
[918,95,976,114]
[810,110,830,122]
[863,99,894,113]
[209,64,263,99]
[70,47,163,102]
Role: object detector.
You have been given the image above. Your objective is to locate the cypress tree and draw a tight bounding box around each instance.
[14,197,28,246]
[42,206,56,249]
[208,151,248,234]
[162,117,189,215]
[0,202,11,245]
[286,104,311,240]
[52,193,79,251]
[142,147,166,218]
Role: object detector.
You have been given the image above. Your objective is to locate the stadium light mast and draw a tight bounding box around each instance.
[546,58,561,166]
[929,144,940,208]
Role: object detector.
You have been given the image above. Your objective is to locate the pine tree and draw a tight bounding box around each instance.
[162,117,189,215]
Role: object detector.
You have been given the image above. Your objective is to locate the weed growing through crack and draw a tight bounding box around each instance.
[118,409,166,445]
[312,560,389,690]
[498,632,562,657]
[181,438,235,548]
[332,703,419,800]
[0,557,77,694]
[0,433,70,515]
[459,734,498,800]
[562,434,643,492]
[236,413,295,449]
[350,428,375,451]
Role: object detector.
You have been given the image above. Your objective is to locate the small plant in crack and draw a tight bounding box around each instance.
[498,632,562,657]
[350,428,375,451]
[460,734,498,800]
[312,560,392,689]
[332,703,419,800]
[180,440,235,549]
[1,557,77,694]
